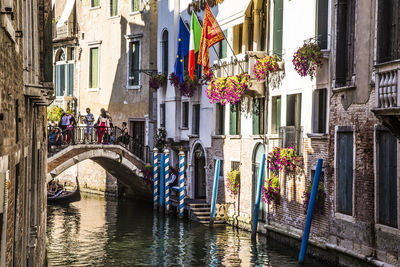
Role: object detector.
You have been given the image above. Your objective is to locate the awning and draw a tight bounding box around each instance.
[56,0,75,28]
[215,0,252,30]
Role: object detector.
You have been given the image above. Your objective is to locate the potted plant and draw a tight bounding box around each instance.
[262,174,280,205]
[292,41,323,79]
[149,73,167,90]
[267,147,300,174]
[302,179,325,215]
[205,73,251,105]
[169,72,201,97]
[253,55,281,81]
[226,169,240,195]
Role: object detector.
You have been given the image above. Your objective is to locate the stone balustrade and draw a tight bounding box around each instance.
[375,60,400,109]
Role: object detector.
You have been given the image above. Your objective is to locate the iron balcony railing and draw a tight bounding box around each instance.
[47,125,151,163]
[279,126,304,155]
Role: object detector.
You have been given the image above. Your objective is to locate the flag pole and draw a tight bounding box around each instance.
[192,11,229,77]
[203,1,246,74]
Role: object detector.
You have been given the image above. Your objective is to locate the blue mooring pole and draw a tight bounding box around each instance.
[164,149,170,214]
[209,159,220,226]
[298,158,323,264]
[178,150,185,218]
[159,153,165,211]
[252,154,266,238]
[153,148,159,210]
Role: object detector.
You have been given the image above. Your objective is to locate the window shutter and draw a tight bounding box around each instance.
[378,131,398,228]
[56,65,61,96]
[276,97,281,133]
[90,48,99,88]
[295,93,302,128]
[319,89,327,133]
[273,0,283,57]
[317,0,329,49]
[133,0,140,12]
[230,103,237,135]
[67,63,74,96]
[59,64,66,96]
[219,30,227,59]
[131,42,140,86]
[337,131,353,215]
[252,98,260,135]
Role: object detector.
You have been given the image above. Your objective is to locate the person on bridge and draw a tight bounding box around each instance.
[96,108,110,144]
[83,108,94,143]
[117,122,130,147]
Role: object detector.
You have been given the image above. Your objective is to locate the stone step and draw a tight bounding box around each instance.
[190,207,210,212]
[192,211,210,216]
[188,203,209,207]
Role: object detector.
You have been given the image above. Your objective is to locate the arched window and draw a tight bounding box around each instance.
[55,49,74,97]
[161,30,169,74]
[56,49,65,62]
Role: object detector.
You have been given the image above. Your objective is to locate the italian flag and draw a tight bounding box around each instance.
[188,13,202,80]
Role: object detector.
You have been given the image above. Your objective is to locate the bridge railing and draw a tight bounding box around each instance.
[47,125,151,163]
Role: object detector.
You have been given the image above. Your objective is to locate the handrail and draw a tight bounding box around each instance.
[47,125,151,163]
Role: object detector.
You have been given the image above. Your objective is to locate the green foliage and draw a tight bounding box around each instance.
[47,106,63,123]
[226,169,240,195]
[262,174,280,205]
[302,179,325,215]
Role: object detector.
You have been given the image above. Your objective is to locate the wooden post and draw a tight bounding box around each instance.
[164,149,170,214]
[153,148,159,210]
[178,150,185,218]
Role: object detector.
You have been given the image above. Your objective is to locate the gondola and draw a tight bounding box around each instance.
[47,177,81,204]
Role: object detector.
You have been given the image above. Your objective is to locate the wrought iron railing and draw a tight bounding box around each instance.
[47,125,151,163]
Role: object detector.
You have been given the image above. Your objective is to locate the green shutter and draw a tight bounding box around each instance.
[295,93,302,128]
[59,64,66,96]
[219,30,227,59]
[132,0,140,12]
[253,99,260,134]
[276,97,281,133]
[92,0,100,7]
[273,0,283,57]
[111,0,118,16]
[90,48,99,88]
[130,42,140,86]
[230,103,237,135]
[67,63,74,96]
[55,65,61,96]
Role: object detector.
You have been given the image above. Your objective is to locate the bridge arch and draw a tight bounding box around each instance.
[47,145,152,199]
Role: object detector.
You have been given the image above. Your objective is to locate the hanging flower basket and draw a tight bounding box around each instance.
[169,72,200,97]
[253,55,280,81]
[149,73,167,90]
[205,73,251,105]
[262,174,280,205]
[267,147,300,175]
[292,41,323,79]
[226,169,240,195]
[302,180,325,215]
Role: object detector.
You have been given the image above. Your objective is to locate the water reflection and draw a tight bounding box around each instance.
[47,194,325,266]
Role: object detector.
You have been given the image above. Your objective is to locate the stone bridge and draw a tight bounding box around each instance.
[47,144,152,199]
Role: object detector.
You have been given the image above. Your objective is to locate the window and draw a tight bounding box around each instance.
[89,47,99,89]
[230,102,241,135]
[252,98,265,135]
[377,0,399,63]
[182,102,189,128]
[219,30,227,59]
[312,89,327,134]
[161,31,168,74]
[286,93,301,127]
[377,130,398,228]
[56,63,74,96]
[335,0,355,87]
[192,104,200,135]
[316,0,329,50]
[91,0,100,8]
[214,159,224,177]
[131,0,140,12]
[128,41,140,87]
[110,0,118,16]
[271,96,281,134]
[160,104,165,127]
[231,161,240,171]
[336,130,353,216]
[216,103,225,135]
[273,0,283,57]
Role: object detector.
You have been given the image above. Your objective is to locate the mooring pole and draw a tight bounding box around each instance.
[153,148,159,210]
[159,153,165,211]
[252,154,266,239]
[164,149,170,214]
[209,159,220,227]
[178,150,185,218]
[298,158,323,264]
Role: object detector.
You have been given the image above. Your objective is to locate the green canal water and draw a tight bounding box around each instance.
[46,194,326,266]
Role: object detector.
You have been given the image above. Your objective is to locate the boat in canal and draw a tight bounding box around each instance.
[47,177,81,204]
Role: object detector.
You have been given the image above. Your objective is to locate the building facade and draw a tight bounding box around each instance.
[0,0,53,265]
[52,0,158,194]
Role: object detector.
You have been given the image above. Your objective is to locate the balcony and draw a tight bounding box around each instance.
[213,51,284,97]
[372,60,400,138]
[53,21,76,41]
[279,126,303,155]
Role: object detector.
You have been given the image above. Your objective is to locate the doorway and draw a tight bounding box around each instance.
[252,143,266,221]
[193,144,206,199]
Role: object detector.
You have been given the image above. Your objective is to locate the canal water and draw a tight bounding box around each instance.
[47,194,325,266]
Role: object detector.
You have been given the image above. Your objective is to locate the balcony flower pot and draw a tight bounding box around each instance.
[169,72,200,97]
[253,55,281,81]
[292,41,323,79]
[205,73,251,105]
[149,73,167,90]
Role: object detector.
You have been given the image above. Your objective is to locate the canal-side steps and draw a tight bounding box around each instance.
[188,203,224,225]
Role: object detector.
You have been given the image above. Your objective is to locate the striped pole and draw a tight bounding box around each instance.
[164,149,170,214]
[178,150,185,218]
[153,148,159,210]
[160,153,165,211]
